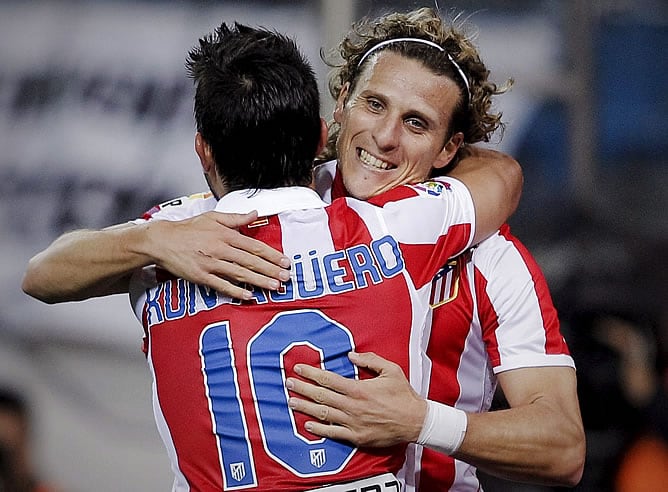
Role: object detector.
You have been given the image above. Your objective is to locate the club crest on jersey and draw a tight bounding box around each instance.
[430,259,460,308]
[230,462,246,482]
[416,180,451,196]
[310,449,326,468]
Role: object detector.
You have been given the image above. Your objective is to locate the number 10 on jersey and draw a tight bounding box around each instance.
[200,309,359,489]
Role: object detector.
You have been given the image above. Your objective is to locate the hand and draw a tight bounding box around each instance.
[286,351,427,447]
[149,210,291,299]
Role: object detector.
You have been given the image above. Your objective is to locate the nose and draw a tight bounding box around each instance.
[372,115,401,152]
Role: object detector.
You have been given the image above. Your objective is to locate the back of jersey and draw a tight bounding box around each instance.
[133,181,474,491]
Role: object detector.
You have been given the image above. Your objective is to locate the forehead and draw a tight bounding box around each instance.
[353,51,460,126]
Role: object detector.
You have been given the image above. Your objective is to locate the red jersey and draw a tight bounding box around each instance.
[315,161,575,491]
[130,181,476,491]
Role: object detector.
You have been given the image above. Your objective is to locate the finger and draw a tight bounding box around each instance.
[226,234,292,270]
[211,210,259,228]
[210,212,291,269]
[206,258,285,291]
[302,420,354,442]
[286,376,347,408]
[287,396,349,426]
[199,275,254,300]
[293,364,356,395]
[188,249,281,293]
[348,351,400,376]
[217,247,291,282]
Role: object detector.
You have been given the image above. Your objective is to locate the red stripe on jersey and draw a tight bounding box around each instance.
[241,215,285,253]
[400,223,472,289]
[150,318,227,490]
[475,263,502,366]
[420,254,474,489]
[419,449,457,490]
[497,225,568,355]
[324,200,375,293]
[141,205,162,220]
[366,184,419,207]
[324,199,373,249]
[331,167,348,200]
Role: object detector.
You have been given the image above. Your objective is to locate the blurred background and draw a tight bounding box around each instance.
[0,0,665,490]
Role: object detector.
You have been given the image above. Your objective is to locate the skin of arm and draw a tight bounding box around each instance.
[456,366,585,486]
[22,146,518,305]
[22,210,291,304]
[287,356,585,487]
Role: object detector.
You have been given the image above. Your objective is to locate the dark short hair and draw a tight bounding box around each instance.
[186,22,321,191]
[0,388,28,419]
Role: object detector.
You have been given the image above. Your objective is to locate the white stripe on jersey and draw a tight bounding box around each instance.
[457,257,497,413]
[278,208,336,292]
[473,232,574,374]
[369,180,474,251]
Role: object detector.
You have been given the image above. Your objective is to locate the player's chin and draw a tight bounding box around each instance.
[347,182,381,201]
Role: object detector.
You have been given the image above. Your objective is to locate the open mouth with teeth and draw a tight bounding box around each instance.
[358,148,397,170]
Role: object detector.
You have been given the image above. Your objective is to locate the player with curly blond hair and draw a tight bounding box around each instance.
[319,7,512,164]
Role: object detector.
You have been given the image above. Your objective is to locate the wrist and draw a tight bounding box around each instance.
[409,398,429,443]
[416,400,467,455]
[134,220,164,265]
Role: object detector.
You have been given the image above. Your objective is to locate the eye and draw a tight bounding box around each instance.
[366,97,384,112]
[405,117,427,131]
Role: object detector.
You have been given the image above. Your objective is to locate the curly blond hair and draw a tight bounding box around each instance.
[319,7,512,162]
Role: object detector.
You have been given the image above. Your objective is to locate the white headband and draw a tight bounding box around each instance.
[357,37,471,105]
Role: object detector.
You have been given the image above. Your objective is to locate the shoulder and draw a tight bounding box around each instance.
[138,191,217,222]
[366,177,468,208]
[473,225,550,287]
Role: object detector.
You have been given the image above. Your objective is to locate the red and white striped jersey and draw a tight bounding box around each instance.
[129,180,476,492]
[405,225,574,491]
[315,161,575,492]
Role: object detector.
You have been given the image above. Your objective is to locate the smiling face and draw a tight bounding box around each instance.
[333,51,464,200]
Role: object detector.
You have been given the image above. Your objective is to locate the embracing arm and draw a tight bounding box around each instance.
[454,366,585,486]
[22,211,291,304]
[287,357,584,487]
[23,222,154,303]
[448,147,523,244]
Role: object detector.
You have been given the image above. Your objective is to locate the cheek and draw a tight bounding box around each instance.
[339,128,362,162]
[405,151,438,180]
[339,110,372,142]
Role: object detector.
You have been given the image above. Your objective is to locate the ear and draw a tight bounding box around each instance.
[333,83,350,124]
[315,118,328,156]
[433,132,464,170]
[195,132,215,173]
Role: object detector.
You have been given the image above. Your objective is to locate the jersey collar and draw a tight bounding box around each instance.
[214,187,327,216]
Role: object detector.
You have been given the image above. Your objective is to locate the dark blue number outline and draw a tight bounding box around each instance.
[200,309,358,490]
